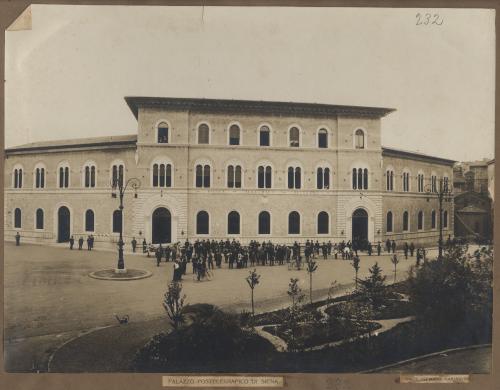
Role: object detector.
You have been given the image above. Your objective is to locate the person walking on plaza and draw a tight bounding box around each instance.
[78,236,84,250]
[409,242,415,257]
[391,240,396,254]
[69,235,75,250]
[142,238,147,253]
[416,248,421,267]
[377,241,381,256]
[131,237,137,253]
[86,235,91,251]
[90,234,94,250]
[15,232,21,246]
[404,242,409,259]
[367,241,372,256]
[385,239,391,253]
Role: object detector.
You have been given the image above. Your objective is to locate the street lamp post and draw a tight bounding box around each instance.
[111,177,141,272]
[425,177,453,260]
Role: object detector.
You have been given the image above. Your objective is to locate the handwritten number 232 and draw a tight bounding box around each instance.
[416,13,443,26]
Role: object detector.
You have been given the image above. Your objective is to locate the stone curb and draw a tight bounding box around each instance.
[360,343,492,373]
[88,269,153,281]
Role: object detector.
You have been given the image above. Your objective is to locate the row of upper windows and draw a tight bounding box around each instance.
[12,207,123,233]
[11,162,449,193]
[10,163,334,190]
[385,170,450,193]
[385,210,449,233]
[155,121,367,149]
[11,163,125,189]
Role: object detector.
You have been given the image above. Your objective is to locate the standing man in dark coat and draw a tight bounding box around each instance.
[131,237,137,253]
[385,239,391,253]
[404,242,409,259]
[78,236,84,250]
[377,242,381,256]
[155,247,162,267]
[142,238,147,253]
[391,240,396,254]
[409,242,415,257]
[69,235,75,250]
[367,241,372,256]
[15,232,20,246]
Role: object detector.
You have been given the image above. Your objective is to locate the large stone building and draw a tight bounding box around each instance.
[4,97,455,249]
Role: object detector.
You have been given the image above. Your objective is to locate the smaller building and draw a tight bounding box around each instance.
[453,159,494,242]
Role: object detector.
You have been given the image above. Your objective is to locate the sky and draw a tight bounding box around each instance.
[4,5,496,161]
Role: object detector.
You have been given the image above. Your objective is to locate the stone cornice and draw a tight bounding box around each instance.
[125,96,396,120]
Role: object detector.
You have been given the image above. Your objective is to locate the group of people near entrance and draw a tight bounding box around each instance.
[68,235,95,250]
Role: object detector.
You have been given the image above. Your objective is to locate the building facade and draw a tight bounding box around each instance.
[4,97,455,248]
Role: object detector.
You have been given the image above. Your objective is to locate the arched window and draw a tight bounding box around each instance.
[259,125,270,146]
[195,164,211,188]
[443,210,448,229]
[229,124,240,145]
[402,172,410,192]
[85,209,95,232]
[84,164,96,188]
[258,211,271,235]
[403,211,409,232]
[112,163,124,187]
[36,208,44,230]
[317,212,329,234]
[288,166,301,189]
[157,122,169,143]
[112,210,122,233]
[355,129,365,149]
[386,211,393,232]
[152,163,172,187]
[198,124,210,144]
[228,211,240,234]
[59,165,70,188]
[417,174,424,193]
[289,127,300,147]
[34,166,45,189]
[13,168,23,188]
[317,167,330,189]
[417,211,423,230]
[318,128,328,148]
[386,170,394,191]
[227,165,242,188]
[258,165,272,189]
[288,211,300,234]
[196,211,209,234]
[352,168,368,190]
[431,210,436,229]
[14,208,21,228]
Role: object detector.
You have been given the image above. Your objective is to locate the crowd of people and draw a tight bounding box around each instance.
[138,238,428,282]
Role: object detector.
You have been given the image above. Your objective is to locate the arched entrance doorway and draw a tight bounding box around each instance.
[352,208,368,250]
[57,206,71,243]
[152,207,171,244]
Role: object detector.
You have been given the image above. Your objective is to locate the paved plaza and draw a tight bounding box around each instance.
[4,242,420,371]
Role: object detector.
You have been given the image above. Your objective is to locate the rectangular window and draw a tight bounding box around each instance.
[158,127,169,143]
[318,132,328,148]
[260,131,270,146]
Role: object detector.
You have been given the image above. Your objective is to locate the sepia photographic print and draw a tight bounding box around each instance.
[2,3,495,382]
